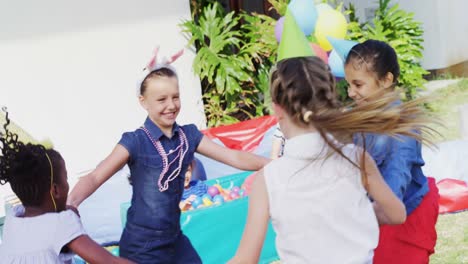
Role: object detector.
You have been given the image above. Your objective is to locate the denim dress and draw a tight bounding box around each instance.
[355,133,429,215]
[118,117,203,263]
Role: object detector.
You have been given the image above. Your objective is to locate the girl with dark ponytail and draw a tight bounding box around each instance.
[345,39,439,264]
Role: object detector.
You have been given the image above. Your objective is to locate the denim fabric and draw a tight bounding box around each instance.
[181,180,208,201]
[355,133,429,215]
[118,117,203,263]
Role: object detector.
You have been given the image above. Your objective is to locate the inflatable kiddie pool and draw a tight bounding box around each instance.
[75,171,279,263]
[121,171,279,263]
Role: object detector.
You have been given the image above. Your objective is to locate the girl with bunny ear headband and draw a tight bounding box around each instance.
[137,46,184,96]
[68,46,270,263]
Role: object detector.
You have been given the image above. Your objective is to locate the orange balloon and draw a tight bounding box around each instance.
[310,43,329,64]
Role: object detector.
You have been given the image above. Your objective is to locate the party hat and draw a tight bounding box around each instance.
[327,37,358,61]
[277,9,315,62]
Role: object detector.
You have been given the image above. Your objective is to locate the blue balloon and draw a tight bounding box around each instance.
[329,49,345,78]
[288,0,318,36]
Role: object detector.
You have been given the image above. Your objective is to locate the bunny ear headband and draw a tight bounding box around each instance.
[137,46,184,96]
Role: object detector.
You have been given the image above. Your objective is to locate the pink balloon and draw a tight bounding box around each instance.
[310,43,329,64]
[275,17,285,43]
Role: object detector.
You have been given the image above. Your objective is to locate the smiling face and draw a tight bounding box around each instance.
[344,59,395,106]
[344,40,400,106]
[139,76,180,133]
[344,61,381,105]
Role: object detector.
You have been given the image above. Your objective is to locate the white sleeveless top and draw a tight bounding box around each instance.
[264,133,378,264]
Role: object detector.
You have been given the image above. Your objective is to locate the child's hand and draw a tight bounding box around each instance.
[187,194,197,203]
[66,205,80,217]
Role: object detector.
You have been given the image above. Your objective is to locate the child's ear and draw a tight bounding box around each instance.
[380,72,395,89]
[139,95,148,110]
[272,103,285,120]
[51,183,60,198]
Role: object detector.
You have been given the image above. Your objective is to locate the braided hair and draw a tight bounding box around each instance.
[0,109,63,207]
[270,56,434,186]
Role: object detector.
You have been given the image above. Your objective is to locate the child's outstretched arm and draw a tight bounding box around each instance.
[196,136,270,171]
[228,170,269,264]
[67,145,129,207]
[364,152,407,225]
[68,235,134,264]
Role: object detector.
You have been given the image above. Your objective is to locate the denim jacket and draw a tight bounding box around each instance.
[355,133,429,215]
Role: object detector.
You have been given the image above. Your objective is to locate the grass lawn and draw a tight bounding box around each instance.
[427,78,468,263]
[432,211,468,263]
[427,78,468,142]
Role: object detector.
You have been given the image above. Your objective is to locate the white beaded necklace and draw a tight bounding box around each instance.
[140,126,189,192]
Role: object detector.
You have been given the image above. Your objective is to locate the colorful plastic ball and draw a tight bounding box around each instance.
[109,246,119,256]
[203,198,213,206]
[202,194,212,201]
[223,193,232,201]
[289,0,318,35]
[315,9,348,51]
[230,191,240,200]
[231,186,240,194]
[207,186,220,197]
[213,184,223,192]
[275,16,285,43]
[213,195,225,204]
[239,189,246,197]
[191,196,203,209]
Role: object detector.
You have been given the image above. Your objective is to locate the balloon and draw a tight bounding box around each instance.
[328,49,345,78]
[315,9,348,51]
[310,43,328,64]
[315,3,333,15]
[289,0,318,36]
[275,17,285,43]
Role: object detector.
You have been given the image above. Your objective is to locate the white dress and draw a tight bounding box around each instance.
[264,133,379,264]
[0,205,86,264]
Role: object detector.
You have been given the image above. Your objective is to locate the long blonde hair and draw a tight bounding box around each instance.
[270,56,436,187]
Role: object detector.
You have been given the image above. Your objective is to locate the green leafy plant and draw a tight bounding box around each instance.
[347,0,428,100]
[268,0,290,16]
[181,3,278,127]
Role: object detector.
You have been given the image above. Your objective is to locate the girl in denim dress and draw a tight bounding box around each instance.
[67,48,269,263]
[345,40,439,263]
